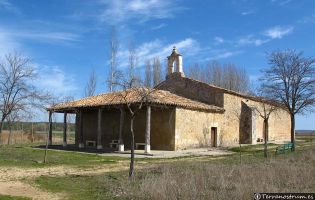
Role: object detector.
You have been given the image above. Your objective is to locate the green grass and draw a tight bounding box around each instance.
[0,195,31,200]
[34,144,315,200]
[296,135,315,143]
[0,144,127,168]
[229,143,279,154]
[1,135,314,199]
[35,130,75,140]
[35,173,126,200]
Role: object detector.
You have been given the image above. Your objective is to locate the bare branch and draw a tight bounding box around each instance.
[260,49,315,150]
[186,61,251,93]
[0,52,51,133]
[107,26,119,92]
[85,70,97,97]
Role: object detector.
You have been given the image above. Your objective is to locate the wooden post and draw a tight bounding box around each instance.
[118,108,125,152]
[79,110,84,148]
[48,111,53,145]
[63,112,67,147]
[97,108,103,149]
[145,105,151,154]
[31,122,34,143]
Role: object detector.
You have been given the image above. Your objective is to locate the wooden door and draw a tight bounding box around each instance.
[211,127,217,147]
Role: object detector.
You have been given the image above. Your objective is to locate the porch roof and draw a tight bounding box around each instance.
[48,88,224,113]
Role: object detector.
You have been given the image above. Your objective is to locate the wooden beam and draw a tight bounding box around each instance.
[97,108,103,149]
[79,110,84,148]
[145,105,151,153]
[118,108,125,152]
[63,112,67,147]
[48,111,53,145]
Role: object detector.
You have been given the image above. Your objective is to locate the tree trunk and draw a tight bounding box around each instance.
[44,126,49,164]
[129,115,135,179]
[290,114,295,151]
[264,119,268,158]
[239,143,242,164]
[44,112,52,163]
[8,124,12,145]
[31,122,34,143]
[21,123,24,143]
[0,117,5,134]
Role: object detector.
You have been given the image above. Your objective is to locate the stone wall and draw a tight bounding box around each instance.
[173,94,291,149]
[158,74,291,148]
[174,108,223,150]
[223,93,291,146]
[157,74,224,107]
[252,104,291,143]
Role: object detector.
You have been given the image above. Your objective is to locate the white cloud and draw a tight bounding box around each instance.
[264,26,293,39]
[117,38,199,68]
[0,24,77,95]
[212,50,242,59]
[12,31,81,43]
[100,0,184,24]
[151,23,167,30]
[0,28,20,56]
[237,35,270,46]
[36,65,78,97]
[241,10,255,16]
[299,11,315,24]
[0,25,81,48]
[116,38,241,67]
[271,0,292,6]
[0,0,20,14]
[214,36,224,44]
[201,49,242,61]
[233,26,293,47]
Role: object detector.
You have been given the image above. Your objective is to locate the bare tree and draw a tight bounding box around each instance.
[85,70,97,97]
[108,26,119,92]
[6,111,19,145]
[113,71,155,179]
[253,94,278,158]
[207,61,223,87]
[128,42,139,88]
[153,57,162,86]
[144,59,152,88]
[231,105,243,164]
[187,63,205,82]
[0,53,48,134]
[261,50,315,151]
[186,61,250,93]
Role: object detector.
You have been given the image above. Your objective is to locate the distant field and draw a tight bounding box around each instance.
[296,130,315,136]
[0,130,75,145]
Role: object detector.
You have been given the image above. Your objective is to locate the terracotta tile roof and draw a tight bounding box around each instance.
[48,88,224,113]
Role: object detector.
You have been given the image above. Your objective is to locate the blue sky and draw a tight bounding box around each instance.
[0,0,314,128]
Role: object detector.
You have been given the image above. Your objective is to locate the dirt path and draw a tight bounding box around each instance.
[0,162,131,199]
[0,155,226,199]
[0,181,64,200]
[0,162,130,181]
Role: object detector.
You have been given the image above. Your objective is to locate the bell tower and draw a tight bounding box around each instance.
[166,46,185,79]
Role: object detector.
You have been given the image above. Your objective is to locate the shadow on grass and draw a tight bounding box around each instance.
[0,144,127,168]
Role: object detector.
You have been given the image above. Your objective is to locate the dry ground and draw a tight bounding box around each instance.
[0,181,62,200]
[0,135,314,200]
[0,163,131,200]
